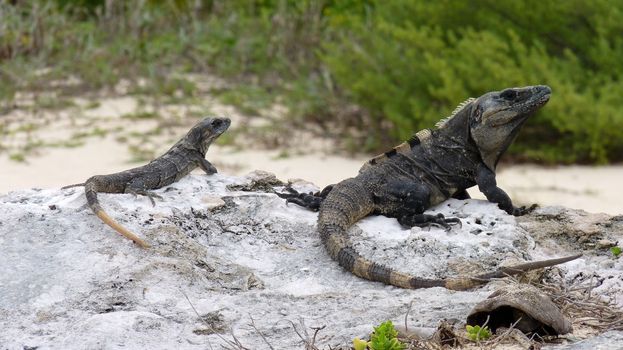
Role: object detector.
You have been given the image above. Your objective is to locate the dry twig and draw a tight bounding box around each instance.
[180,289,251,350]
[249,315,275,350]
[289,318,324,350]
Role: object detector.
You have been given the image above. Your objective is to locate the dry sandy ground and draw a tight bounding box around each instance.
[1,85,621,215]
[0,139,621,215]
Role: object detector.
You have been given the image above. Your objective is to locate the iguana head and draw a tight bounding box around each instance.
[439,85,551,170]
[469,85,551,169]
[184,117,231,154]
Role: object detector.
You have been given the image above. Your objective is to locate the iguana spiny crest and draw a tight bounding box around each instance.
[435,97,476,129]
[364,86,551,172]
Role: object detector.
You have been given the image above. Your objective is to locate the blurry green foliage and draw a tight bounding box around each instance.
[1,0,622,162]
[321,0,623,161]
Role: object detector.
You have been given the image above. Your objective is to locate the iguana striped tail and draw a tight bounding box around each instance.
[317,179,581,290]
[85,181,150,248]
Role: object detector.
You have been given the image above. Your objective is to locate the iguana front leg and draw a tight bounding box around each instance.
[476,164,536,216]
[198,157,218,175]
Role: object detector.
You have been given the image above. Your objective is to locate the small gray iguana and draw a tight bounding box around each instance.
[64,117,231,248]
[279,86,581,290]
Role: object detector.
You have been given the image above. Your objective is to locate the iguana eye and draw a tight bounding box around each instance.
[500,89,517,100]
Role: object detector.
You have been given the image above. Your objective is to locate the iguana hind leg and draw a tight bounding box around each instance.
[452,188,471,200]
[126,188,164,206]
[398,213,461,230]
[277,185,334,212]
[378,180,461,230]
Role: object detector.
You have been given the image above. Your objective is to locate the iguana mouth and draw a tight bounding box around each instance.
[532,86,551,106]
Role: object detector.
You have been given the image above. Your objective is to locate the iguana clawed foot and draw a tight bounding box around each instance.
[127,189,164,206]
[511,204,538,216]
[398,213,462,231]
[276,185,334,212]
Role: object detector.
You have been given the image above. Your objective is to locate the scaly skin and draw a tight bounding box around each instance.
[64,117,230,248]
[281,86,582,289]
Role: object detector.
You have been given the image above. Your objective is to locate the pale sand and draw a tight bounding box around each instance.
[1,82,621,215]
[0,141,621,215]
[470,164,622,215]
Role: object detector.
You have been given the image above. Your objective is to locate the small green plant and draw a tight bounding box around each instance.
[9,152,26,163]
[611,246,622,258]
[34,96,75,110]
[47,139,84,148]
[121,111,160,120]
[84,100,101,109]
[216,85,273,116]
[353,337,368,350]
[353,321,406,350]
[466,324,492,342]
[127,144,156,163]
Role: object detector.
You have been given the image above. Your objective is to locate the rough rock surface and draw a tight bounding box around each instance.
[554,331,623,350]
[466,284,572,335]
[0,172,621,349]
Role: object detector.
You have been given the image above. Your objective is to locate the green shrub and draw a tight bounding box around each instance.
[2,0,623,163]
[319,0,623,161]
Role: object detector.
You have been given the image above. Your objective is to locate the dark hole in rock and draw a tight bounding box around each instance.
[466,284,572,337]
[466,305,558,336]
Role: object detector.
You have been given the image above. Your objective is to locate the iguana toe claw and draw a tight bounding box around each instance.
[145,192,163,207]
[446,217,462,228]
[277,188,322,211]
[512,203,538,216]
[399,213,462,231]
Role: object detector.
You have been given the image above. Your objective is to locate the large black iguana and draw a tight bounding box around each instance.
[279,85,581,290]
[64,117,231,248]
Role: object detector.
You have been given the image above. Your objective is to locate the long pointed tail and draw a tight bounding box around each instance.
[86,181,150,248]
[61,183,85,190]
[443,253,582,290]
[318,180,581,290]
